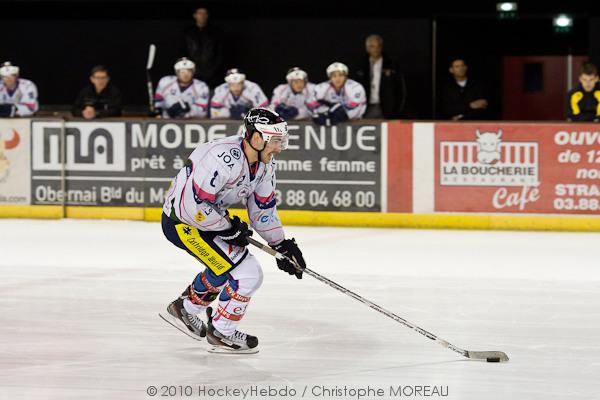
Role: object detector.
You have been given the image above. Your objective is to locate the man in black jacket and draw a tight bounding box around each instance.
[72,65,122,119]
[181,6,224,88]
[566,62,600,122]
[440,58,488,120]
[354,34,406,119]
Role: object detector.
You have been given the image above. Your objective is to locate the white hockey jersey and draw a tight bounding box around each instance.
[163,135,284,246]
[154,75,209,119]
[313,78,367,120]
[270,83,319,120]
[0,78,39,116]
[210,81,268,119]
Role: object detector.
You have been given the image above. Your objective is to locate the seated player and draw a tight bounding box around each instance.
[270,67,318,120]
[210,68,268,120]
[0,61,39,117]
[154,57,209,119]
[312,62,366,126]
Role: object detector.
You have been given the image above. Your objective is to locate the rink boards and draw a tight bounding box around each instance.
[1,118,600,231]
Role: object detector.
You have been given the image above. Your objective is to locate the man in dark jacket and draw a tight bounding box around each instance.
[566,62,600,122]
[181,6,224,88]
[72,65,122,119]
[440,58,488,120]
[354,34,406,119]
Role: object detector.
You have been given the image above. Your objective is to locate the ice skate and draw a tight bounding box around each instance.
[159,297,209,341]
[206,309,259,354]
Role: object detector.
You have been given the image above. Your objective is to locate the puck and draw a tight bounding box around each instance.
[486,357,501,363]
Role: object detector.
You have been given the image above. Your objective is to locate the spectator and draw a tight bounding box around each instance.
[270,67,318,120]
[210,68,268,120]
[566,62,600,122]
[154,58,209,119]
[72,65,122,119]
[0,61,38,117]
[440,58,488,120]
[312,62,366,126]
[181,6,224,88]
[354,34,406,119]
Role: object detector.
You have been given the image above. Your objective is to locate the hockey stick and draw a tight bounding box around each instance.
[146,44,157,115]
[248,236,509,363]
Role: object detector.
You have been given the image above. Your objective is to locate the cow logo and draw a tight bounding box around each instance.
[476,129,502,164]
[440,128,539,187]
[0,129,20,182]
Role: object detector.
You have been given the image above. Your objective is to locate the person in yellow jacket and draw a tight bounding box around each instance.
[567,62,600,122]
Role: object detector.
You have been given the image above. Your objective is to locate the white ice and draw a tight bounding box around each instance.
[1,218,599,400]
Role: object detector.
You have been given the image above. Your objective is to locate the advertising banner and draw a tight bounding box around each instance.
[0,119,31,205]
[435,123,600,215]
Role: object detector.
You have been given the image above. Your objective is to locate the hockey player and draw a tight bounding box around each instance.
[312,62,367,126]
[0,62,39,117]
[270,67,319,120]
[160,108,306,354]
[154,57,210,119]
[210,68,268,120]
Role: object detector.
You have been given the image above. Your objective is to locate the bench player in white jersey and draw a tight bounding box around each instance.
[154,58,209,119]
[0,62,39,117]
[270,67,319,120]
[210,68,269,120]
[160,108,306,353]
[312,62,367,126]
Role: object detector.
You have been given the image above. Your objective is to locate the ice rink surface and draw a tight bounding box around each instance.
[1,218,599,400]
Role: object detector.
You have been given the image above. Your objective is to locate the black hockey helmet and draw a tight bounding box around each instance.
[243,108,289,150]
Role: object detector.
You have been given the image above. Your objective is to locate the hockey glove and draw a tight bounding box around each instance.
[328,103,349,124]
[0,104,16,117]
[312,111,330,126]
[229,104,250,120]
[271,238,306,279]
[275,104,299,120]
[217,216,253,247]
[166,102,191,118]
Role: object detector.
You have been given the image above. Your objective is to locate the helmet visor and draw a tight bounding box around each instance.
[255,121,289,151]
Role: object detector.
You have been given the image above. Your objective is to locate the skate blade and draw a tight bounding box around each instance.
[207,345,259,354]
[158,312,205,342]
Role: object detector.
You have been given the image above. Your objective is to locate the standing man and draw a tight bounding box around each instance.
[0,61,39,117]
[312,62,366,126]
[181,6,224,88]
[440,58,488,120]
[210,68,268,120]
[154,57,210,119]
[160,108,306,354]
[566,62,600,122]
[270,67,318,120]
[354,34,406,119]
[72,65,122,119]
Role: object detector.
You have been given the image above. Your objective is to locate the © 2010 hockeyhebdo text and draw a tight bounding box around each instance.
[145,384,449,399]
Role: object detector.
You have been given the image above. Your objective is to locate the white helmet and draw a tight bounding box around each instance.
[326,62,348,77]
[225,68,246,84]
[0,62,19,77]
[286,67,307,83]
[174,57,195,72]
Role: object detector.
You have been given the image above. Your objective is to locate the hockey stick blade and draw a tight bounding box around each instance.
[146,44,156,70]
[247,236,509,363]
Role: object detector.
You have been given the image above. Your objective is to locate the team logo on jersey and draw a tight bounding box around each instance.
[440,129,539,187]
[195,211,206,223]
[230,148,241,160]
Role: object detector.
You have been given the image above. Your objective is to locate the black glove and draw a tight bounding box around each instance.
[328,103,349,124]
[312,111,330,126]
[271,238,306,279]
[166,101,191,118]
[229,104,250,120]
[217,216,253,247]
[275,104,299,120]
[0,104,16,117]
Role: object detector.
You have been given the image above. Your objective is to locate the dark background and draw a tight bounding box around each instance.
[1,1,600,119]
